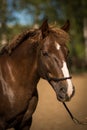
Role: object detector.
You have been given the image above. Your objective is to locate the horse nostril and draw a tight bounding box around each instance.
[57,86,67,101]
[59,87,67,94]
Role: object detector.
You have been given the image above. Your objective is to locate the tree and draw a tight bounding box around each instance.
[0,0,16,40]
[0,0,87,69]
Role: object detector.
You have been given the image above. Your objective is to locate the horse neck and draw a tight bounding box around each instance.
[9,40,40,86]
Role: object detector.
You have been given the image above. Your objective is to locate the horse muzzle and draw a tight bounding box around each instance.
[57,85,75,102]
[46,74,75,102]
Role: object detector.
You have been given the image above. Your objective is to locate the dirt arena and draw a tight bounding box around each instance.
[30,73,87,130]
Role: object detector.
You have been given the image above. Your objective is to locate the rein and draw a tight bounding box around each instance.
[63,102,87,125]
[47,75,87,125]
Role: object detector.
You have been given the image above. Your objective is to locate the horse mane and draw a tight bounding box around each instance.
[0,24,69,55]
[0,28,39,54]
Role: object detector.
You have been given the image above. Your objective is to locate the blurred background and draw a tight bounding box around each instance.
[0,0,87,72]
[0,0,87,130]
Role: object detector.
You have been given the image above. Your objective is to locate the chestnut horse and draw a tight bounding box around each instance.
[0,20,75,130]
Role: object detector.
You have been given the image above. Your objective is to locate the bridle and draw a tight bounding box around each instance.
[46,75,87,125]
[47,75,72,82]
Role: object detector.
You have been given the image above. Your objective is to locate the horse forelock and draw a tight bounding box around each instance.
[49,26,70,46]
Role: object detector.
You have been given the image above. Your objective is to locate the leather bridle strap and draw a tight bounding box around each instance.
[63,102,87,125]
[47,76,72,82]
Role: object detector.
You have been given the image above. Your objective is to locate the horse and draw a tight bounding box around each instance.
[0,19,75,130]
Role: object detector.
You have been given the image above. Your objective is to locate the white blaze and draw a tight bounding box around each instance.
[62,61,73,97]
[55,41,60,50]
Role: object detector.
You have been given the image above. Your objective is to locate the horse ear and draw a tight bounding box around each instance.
[61,20,70,32]
[40,19,49,38]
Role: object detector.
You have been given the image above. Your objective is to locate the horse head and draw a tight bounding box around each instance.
[38,20,75,102]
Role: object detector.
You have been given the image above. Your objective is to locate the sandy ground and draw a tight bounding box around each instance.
[30,73,87,130]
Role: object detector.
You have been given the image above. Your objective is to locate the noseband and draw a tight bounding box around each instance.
[47,76,72,82]
[46,74,72,83]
